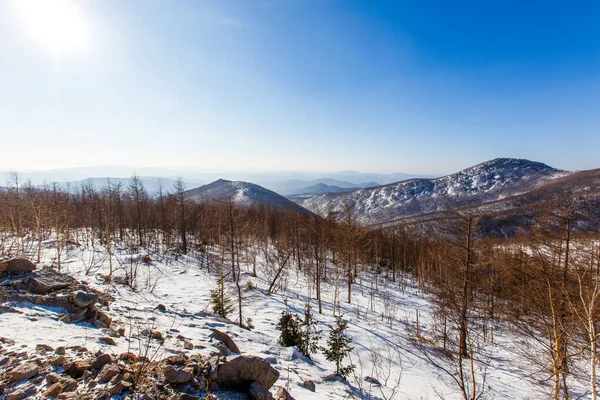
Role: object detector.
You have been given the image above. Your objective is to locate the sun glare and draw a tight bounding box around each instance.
[15,0,90,56]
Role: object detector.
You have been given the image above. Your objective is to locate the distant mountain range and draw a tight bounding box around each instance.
[295,158,573,225]
[184,179,311,214]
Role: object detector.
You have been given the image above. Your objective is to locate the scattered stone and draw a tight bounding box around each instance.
[96,311,112,328]
[64,358,94,378]
[43,382,64,398]
[97,363,120,383]
[51,356,68,366]
[184,341,194,350]
[163,365,193,384]
[47,373,61,383]
[10,362,39,382]
[166,354,188,365]
[55,346,66,355]
[302,380,316,392]
[0,258,35,273]
[216,355,280,390]
[4,382,37,400]
[99,336,116,346]
[211,328,241,354]
[156,304,166,312]
[93,353,112,370]
[36,343,54,352]
[108,381,125,395]
[66,308,86,323]
[71,291,98,308]
[275,387,295,400]
[249,381,274,400]
[59,376,78,392]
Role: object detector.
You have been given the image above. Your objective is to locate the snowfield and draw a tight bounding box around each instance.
[0,238,583,399]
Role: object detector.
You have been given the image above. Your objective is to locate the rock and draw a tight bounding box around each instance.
[108,381,125,395]
[156,304,166,312]
[216,355,280,390]
[29,269,75,294]
[51,355,68,366]
[55,346,66,355]
[43,382,64,398]
[71,291,98,308]
[64,358,94,378]
[119,352,137,363]
[211,328,241,354]
[163,365,193,384]
[36,344,54,352]
[96,311,112,328]
[57,393,79,400]
[46,373,60,383]
[213,342,231,356]
[97,363,120,383]
[249,382,274,400]
[275,387,294,400]
[99,336,116,346]
[93,353,113,370]
[59,376,78,392]
[4,383,37,400]
[302,380,316,392]
[66,308,87,323]
[184,341,194,350]
[0,258,35,273]
[166,354,188,365]
[10,362,39,382]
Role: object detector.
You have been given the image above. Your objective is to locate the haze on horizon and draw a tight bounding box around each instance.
[1,0,599,176]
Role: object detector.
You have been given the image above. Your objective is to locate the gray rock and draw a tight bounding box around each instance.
[302,380,316,392]
[216,355,280,390]
[163,365,193,384]
[0,259,35,273]
[249,382,274,400]
[71,291,98,308]
[29,269,75,294]
[211,328,241,354]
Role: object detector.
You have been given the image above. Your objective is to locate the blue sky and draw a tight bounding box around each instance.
[0,0,599,175]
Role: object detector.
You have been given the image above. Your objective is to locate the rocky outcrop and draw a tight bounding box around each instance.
[0,259,35,274]
[216,355,279,390]
[249,381,274,400]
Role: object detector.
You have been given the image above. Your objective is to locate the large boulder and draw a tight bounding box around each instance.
[216,355,279,390]
[0,259,35,274]
[211,328,241,354]
[28,269,75,294]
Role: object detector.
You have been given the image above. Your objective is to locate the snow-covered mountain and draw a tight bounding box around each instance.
[185,179,312,213]
[295,158,570,224]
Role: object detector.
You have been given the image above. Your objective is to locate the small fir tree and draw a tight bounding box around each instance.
[298,302,321,359]
[210,273,233,318]
[323,315,356,379]
[276,300,303,347]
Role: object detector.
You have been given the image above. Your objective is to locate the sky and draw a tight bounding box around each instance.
[0,0,599,176]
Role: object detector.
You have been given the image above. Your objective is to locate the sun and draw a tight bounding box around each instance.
[15,0,90,56]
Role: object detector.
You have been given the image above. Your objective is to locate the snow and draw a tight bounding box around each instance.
[0,238,582,399]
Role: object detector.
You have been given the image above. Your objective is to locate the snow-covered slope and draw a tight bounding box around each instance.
[0,240,551,399]
[297,158,569,224]
[185,179,312,214]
